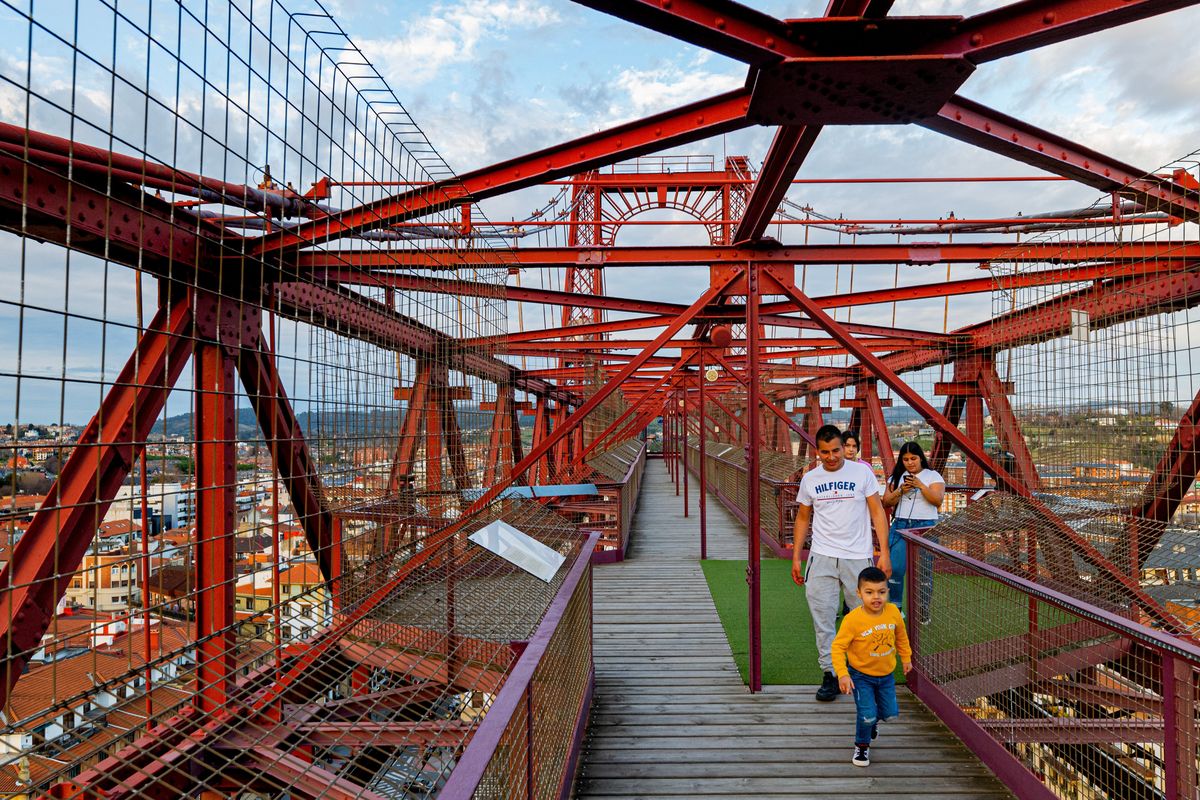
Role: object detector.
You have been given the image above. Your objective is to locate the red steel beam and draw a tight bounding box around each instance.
[236,327,338,583]
[249,90,753,255]
[862,381,896,475]
[273,281,577,406]
[300,241,1200,270]
[288,720,472,748]
[1131,385,1200,566]
[773,275,1188,632]
[231,271,746,739]
[194,339,238,715]
[922,0,1200,63]
[708,350,817,448]
[0,292,194,710]
[569,0,806,64]
[926,96,1200,218]
[241,747,385,800]
[476,261,1188,347]
[574,355,696,465]
[734,125,822,243]
[0,143,569,413]
[506,336,936,352]
[802,266,1200,396]
[977,356,1041,491]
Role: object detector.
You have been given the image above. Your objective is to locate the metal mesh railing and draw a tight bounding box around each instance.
[903,529,1200,800]
[440,532,596,800]
[579,439,646,559]
[684,437,796,555]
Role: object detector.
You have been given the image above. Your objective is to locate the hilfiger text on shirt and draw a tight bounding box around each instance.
[814,480,857,493]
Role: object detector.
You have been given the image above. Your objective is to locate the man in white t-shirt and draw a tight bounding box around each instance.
[791,424,891,702]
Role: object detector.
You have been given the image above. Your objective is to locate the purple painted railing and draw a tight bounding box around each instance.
[900,528,1200,800]
[440,530,598,800]
[684,442,793,557]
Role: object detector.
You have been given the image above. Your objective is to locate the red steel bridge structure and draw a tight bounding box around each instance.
[1,0,1200,798]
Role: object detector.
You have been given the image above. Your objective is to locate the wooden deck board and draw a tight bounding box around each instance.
[573,463,1012,799]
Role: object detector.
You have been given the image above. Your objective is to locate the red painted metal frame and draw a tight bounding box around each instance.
[237,325,339,582]
[861,380,896,475]
[0,292,194,710]
[1131,384,1200,568]
[802,266,1200,398]
[773,273,1189,632]
[901,529,1200,800]
[193,340,239,715]
[918,0,1200,63]
[735,125,821,243]
[927,96,1200,217]
[300,241,1200,270]
[745,265,764,693]
[976,355,1041,491]
[250,90,754,255]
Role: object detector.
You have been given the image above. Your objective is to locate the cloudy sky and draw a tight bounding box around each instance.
[329,0,1200,412]
[1,0,1198,424]
[330,0,1200,316]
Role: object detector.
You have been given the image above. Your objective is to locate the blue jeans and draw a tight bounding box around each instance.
[888,518,937,617]
[849,667,898,746]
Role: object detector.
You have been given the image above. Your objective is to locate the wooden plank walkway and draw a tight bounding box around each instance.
[574,461,1012,799]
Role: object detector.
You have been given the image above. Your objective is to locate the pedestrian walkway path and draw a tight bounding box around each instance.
[574,461,1012,798]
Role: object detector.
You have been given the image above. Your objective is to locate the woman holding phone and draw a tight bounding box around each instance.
[882,442,944,618]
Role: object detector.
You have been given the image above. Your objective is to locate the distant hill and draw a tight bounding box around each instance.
[159,405,531,440]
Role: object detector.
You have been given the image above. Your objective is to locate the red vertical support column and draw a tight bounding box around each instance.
[194,340,237,715]
[1163,653,1199,800]
[965,394,985,490]
[483,388,511,487]
[850,401,868,460]
[746,265,763,693]
[804,394,823,458]
[682,390,690,517]
[928,395,965,473]
[530,398,548,486]
[673,401,681,495]
[329,518,343,613]
[863,381,896,476]
[510,399,526,479]
[427,377,445,519]
[698,349,708,560]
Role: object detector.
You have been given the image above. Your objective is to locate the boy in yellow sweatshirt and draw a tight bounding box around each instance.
[830,566,912,767]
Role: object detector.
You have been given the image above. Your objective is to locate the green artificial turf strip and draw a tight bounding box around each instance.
[701,559,1076,687]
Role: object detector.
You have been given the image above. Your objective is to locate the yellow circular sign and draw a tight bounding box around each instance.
[704,367,719,382]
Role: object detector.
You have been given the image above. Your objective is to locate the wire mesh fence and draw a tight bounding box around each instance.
[904,530,1200,800]
[0,0,602,797]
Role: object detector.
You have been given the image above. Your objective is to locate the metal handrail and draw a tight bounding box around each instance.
[440,529,599,798]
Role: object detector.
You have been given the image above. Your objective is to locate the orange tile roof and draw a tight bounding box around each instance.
[278,562,323,586]
[97,519,142,537]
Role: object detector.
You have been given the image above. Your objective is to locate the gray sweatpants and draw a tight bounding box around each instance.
[805,553,874,673]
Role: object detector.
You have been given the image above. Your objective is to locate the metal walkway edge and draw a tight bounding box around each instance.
[574,463,1013,799]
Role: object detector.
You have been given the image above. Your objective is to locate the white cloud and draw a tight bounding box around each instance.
[610,64,743,121]
[359,0,560,86]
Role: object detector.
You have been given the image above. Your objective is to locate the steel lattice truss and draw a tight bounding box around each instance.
[0,0,1199,797]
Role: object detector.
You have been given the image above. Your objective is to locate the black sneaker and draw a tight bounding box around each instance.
[852,745,870,767]
[815,671,839,702]
[871,723,878,741]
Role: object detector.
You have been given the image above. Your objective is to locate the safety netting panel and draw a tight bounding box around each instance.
[909,537,1197,800]
[978,150,1200,635]
[0,0,589,797]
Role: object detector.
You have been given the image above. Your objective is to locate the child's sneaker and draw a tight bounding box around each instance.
[871,723,878,741]
[852,745,870,767]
